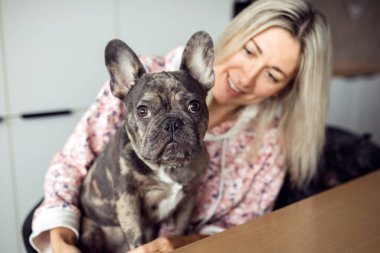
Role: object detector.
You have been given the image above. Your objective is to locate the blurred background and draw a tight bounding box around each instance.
[0,0,379,252]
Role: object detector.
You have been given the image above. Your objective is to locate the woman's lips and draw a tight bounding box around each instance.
[227,76,242,96]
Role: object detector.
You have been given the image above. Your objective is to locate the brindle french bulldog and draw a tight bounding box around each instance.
[79,31,214,253]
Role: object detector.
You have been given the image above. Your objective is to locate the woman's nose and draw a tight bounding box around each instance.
[239,63,261,88]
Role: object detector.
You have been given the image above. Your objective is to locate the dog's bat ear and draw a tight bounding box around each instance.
[105,39,146,100]
[180,31,215,92]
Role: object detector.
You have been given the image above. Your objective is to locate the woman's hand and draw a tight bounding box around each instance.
[127,234,208,253]
[50,227,81,253]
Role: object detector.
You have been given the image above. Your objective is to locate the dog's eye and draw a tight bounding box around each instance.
[188,100,201,113]
[137,105,151,118]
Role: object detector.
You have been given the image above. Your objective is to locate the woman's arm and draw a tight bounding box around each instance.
[30,82,125,252]
[50,227,81,253]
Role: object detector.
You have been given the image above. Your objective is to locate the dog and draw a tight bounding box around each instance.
[79,31,214,253]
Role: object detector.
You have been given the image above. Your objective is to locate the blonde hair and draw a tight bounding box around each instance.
[214,0,332,188]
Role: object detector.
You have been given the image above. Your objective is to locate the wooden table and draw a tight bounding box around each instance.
[174,170,380,253]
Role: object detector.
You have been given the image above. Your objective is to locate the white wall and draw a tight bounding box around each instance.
[117,0,232,56]
[2,0,114,115]
[0,1,379,252]
[328,75,380,145]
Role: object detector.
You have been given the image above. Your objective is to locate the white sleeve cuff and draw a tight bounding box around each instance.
[30,208,80,253]
[199,225,225,235]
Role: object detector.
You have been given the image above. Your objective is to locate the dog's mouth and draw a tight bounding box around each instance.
[164,142,179,156]
[160,141,192,161]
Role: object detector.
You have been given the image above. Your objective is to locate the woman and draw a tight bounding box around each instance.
[29,0,332,252]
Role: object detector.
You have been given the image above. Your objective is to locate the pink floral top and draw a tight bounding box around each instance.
[30,48,286,253]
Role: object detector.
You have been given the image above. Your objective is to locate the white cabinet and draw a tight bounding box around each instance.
[11,113,84,222]
[0,17,6,117]
[1,0,115,213]
[0,16,20,252]
[0,0,116,252]
[0,123,20,253]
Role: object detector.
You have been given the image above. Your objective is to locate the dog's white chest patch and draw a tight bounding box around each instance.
[157,168,185,220]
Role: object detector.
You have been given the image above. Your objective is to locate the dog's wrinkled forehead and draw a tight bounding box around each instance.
[128,70,205,105]
[142,72,183,92]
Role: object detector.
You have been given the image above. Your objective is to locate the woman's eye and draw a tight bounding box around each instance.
[188,100,201,113]
[243,46,253,56]
[267,72,279,83]
[137,105,151,118]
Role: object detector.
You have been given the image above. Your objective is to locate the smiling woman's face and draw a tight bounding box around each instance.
[212,27,301,107]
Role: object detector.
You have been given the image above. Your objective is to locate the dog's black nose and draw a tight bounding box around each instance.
[162,117,183,134]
